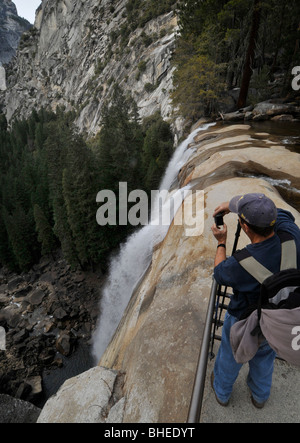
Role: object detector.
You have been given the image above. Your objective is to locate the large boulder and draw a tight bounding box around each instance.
[37,367,124,423]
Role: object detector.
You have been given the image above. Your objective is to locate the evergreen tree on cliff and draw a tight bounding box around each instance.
[33,204,57,257]
[45,120,79,267]
[174,0,300,120]
[62,133,105,270]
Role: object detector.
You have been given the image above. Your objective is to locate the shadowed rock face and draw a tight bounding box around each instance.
[37,122,300,423]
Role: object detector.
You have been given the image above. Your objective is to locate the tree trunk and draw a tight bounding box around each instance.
[270,0,287,76]
[236,0,262,109]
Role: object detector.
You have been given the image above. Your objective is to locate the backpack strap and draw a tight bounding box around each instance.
[234,249,272,283]
[234,232,297,283]
[277,231,297,271]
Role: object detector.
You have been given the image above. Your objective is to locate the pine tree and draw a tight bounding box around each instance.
[52,195,79,267]
[0,208,15,269]
[3,205,35,271]
[63,132,111,268]
[98,85,144,191]
[141,113,174,191]
[33,204,56,256]
[45,120,79,267]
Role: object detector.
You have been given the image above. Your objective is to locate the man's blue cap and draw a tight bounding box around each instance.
[229,193,277,228]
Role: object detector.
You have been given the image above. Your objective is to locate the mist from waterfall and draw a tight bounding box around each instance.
[91,123,216,363]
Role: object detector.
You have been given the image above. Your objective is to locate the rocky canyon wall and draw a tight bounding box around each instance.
[2,0,178,135]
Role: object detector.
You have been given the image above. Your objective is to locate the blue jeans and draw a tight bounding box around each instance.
[213,311,276,404]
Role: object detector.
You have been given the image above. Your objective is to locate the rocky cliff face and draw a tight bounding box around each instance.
[3,0,178,134]
[38,121,300,423]
[0,0,30,66]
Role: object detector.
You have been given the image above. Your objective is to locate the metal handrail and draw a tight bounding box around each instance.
[187,277,218,423]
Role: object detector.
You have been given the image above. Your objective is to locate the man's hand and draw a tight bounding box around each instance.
[213,201,230,218]
[211,223,228,244]
[211,223,228,268]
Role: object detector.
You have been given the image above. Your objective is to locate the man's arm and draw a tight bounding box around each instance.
[211,223,228,267]
[211,201,230,267]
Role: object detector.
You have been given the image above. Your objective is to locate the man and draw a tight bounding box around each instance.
[211,193,300,408]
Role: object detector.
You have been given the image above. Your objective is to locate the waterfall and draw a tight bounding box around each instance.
[91,122,216,362]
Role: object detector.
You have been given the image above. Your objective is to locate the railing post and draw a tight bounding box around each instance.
[187,278,218,423]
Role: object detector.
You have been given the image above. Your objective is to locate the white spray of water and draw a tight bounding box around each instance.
[91,123,216,362]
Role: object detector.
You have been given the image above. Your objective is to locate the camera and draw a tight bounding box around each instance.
[214,211,225,227]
